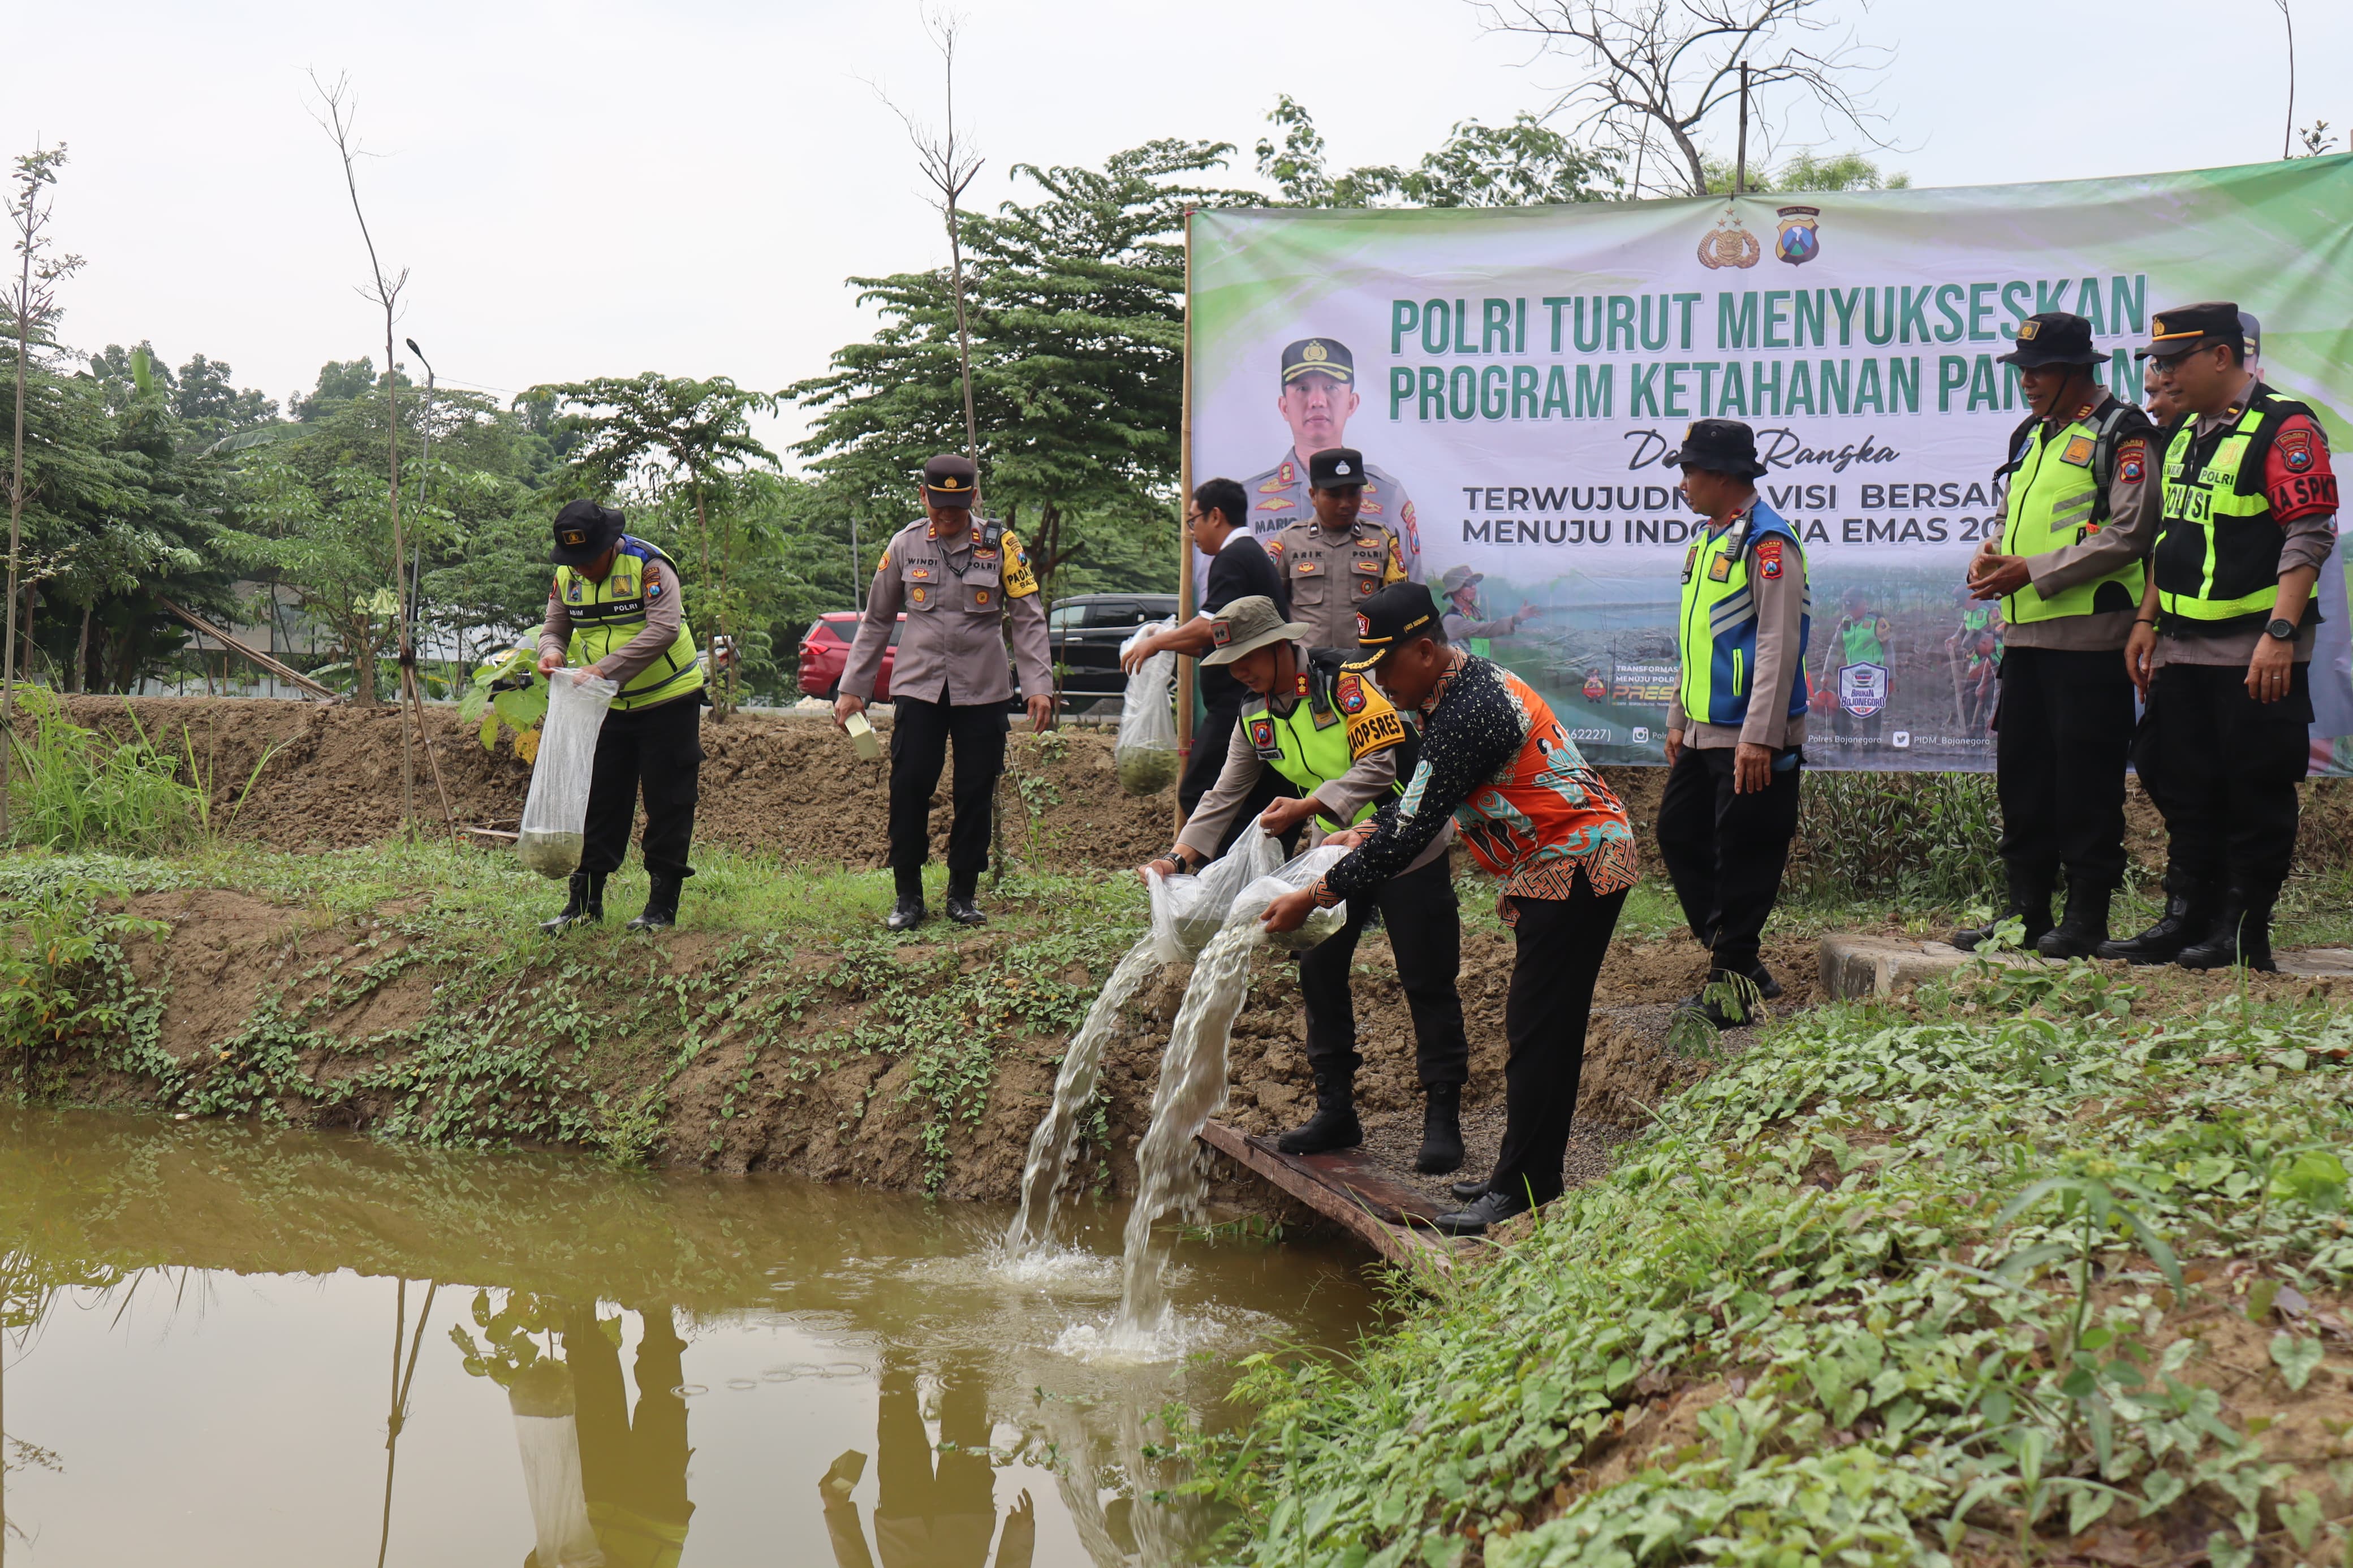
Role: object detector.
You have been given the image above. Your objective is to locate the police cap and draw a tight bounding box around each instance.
[1307,446,1367,491]
[549,499,624,566]
[921,452,979,508]
[1341,582,1445,673]
[1281,338,1354,387]
[2136,301,2244,362]
[1998,312,2102,368]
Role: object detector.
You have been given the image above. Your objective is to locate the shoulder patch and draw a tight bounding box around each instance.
[1335,672,1368,715]
[2279,426,2317,473]
[2117,438,2148,483]
[999,529,1039,598]
[1757,537,1785,580]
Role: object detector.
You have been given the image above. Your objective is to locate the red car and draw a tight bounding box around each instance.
[798,611,905,701]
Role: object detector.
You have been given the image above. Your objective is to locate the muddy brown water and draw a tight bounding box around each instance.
[0,1108,1380,1567]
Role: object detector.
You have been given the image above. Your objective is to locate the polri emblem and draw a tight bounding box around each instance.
[1696,214,1760,270]
[1774,206,1821,266]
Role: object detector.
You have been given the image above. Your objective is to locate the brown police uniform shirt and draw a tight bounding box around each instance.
[1264,518,1411,653]
[2005,397,2163,653]
[842,519,1052,706]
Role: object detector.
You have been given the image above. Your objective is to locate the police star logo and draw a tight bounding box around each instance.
[1336,673,1367,715]
[1302,340,1329,365]
[1696,214,1761,270]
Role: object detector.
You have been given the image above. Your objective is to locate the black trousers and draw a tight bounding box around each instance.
[1295,853,1470,1088]
[1488,874,1628,1207]
[2135,660,2311,892]
[1993,646,2135,892]
[1654,744,1802,975]
[1178,693,1243,818]
[581,694,702,879]
[888,696,1007,880]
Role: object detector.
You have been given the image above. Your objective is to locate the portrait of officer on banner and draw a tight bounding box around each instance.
[1242,337,1425,582]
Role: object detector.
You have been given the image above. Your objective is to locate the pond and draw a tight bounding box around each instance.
[0,1108,1381,1566]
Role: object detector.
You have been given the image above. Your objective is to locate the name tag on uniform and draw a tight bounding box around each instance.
[2061,435,2096,466]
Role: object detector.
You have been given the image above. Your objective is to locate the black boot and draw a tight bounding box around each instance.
[1433,1187,1533,1237]
[1951,870,2054,951]
[1415,1083,1464,1175]
[1276,1069,1361,1155]
[887,869,925,932]
[2036,880,2113,959]
[627,873,682,932]
[2097,874,2216,965]
[943,873,986,927]
[540,871,605,934]
[2175,887,2279,972]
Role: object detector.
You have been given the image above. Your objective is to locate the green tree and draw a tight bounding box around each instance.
[1256,96,1619,207]
[520,373,781,717]
[1703,149,1908,194]
[791,139,1247,601]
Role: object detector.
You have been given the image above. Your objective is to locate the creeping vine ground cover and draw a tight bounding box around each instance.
[1222,966,2353,1568]
[0,843,1141,1185]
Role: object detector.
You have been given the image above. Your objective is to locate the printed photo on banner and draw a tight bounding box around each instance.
[1187,160,2353,774]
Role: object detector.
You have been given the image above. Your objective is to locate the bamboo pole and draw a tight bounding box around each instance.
[1174,209,1196,839]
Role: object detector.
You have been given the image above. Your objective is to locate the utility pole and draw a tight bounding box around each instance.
[406,337,434,684]
[1735,61,1751,196]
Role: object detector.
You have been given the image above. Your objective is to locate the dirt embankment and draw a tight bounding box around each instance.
[47,696,1176,870]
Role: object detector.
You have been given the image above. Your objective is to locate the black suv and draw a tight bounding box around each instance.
[1048,593,1180,698]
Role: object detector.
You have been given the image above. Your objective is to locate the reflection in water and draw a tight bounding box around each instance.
[821,1357,1034,1568]
[0,1108,1379,1566]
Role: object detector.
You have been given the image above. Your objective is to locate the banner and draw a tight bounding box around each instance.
[1188,157,2353,771]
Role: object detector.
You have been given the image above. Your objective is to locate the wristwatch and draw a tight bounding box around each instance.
[2265,617,2298,642]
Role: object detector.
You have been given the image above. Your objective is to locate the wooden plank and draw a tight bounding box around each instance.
[157,595,340,701]
[1197,1120,1458,1271]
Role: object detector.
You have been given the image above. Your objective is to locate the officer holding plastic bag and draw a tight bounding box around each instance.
[1134,594,1470,1174]
[1259,583,1639,1236]
[535,499,707,934]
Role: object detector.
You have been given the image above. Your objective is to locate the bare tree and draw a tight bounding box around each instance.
[2,144,83,837]
[2273,0,2299,160]
[1480,0,1892,198]
[872,6,985,465]
[308,71,449,837]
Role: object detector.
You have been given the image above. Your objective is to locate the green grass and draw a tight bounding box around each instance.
[1208,967,2353,1568]
[0,840,1150,1181]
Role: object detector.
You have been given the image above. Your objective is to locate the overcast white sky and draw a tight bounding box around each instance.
[11,0,2345,461]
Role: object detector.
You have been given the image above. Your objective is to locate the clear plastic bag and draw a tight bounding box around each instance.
[1147,822,1285,965]
[1231,842,1352,952]
[1114,620,1180,797]
[516,668,620,879]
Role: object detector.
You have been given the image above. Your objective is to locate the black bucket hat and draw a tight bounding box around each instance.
[1663,418,1768,480]
[549,500,624,566]
[1998,312,2103,368]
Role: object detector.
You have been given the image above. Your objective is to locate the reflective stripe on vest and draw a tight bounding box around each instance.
[1243,694,1381,826]
[1677,504,1811,729]
[2000,414,2146,624]
[2154,394,2303,628]
[554,538,706,712]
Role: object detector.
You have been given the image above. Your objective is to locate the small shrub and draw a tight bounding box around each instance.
[6,689,206,855]
[1788,770,2001,906]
